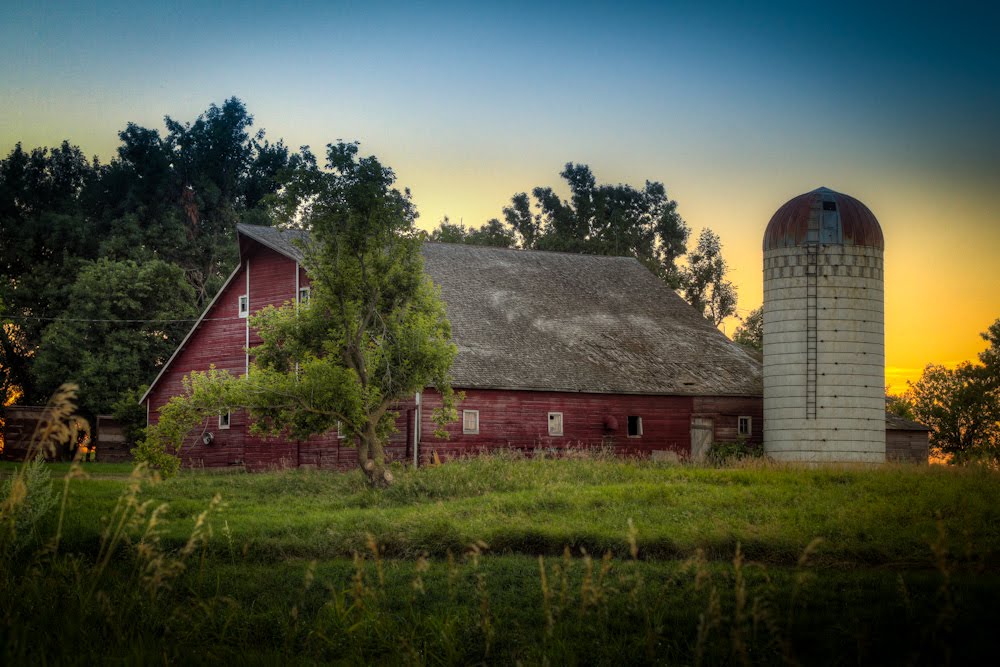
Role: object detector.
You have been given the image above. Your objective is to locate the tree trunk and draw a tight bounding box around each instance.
[357,423,394,488]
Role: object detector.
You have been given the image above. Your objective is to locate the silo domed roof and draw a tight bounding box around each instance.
[763,187,883,251]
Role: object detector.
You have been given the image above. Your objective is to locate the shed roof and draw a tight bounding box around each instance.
[885,413,931,431]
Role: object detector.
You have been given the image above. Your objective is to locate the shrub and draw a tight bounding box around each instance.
[706,440,764,465]
[0,456,57,556]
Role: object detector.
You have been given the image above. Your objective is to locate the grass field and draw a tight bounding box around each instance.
[2,454,998,664]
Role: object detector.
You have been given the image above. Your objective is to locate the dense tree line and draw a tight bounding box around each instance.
[1,99,736,448]
[0,98,296,424]
[428,163,738,325]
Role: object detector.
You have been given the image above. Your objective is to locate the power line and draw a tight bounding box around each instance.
[4,315,237,324]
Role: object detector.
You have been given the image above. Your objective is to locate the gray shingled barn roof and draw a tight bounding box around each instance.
[236,224,762,396]
[424,244,761,395]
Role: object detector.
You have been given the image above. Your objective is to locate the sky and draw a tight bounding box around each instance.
[1,0,998,388]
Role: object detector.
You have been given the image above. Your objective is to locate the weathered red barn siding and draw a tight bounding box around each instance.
[416,388,697,460]
[146,254,251,467]
[693,396,764,446]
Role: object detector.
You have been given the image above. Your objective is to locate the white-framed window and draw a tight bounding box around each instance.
[336,421,345,439]
[738,416,752,437]
[219,411,231,430]
[298,287,310,305]
[238,294,249,318]
[627,415,643,437]
[463,410,480,435]
[547,412,563,436]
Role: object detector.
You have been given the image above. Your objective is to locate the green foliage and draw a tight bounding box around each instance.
[428,217,516,247]
[0,457,57,556]
[467,218,516,247]
[897,318,1000,464]
[1,97,298,410]
[135,367,237,475]
[145,143,458,485]
[682,228,738,325]
[732,306,762,351]
[110,385,149,448]
[705,440,764,465]
[886,392,916,421]
[2,456,997,664]
[907,362,999,464]
[31,258,196,415]
[7,381,999,664]
[498,164,691,285]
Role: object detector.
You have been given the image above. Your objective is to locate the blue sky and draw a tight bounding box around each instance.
[2,0,998,384]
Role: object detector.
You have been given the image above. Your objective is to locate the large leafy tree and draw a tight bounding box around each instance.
[97,97,293,304]
[31,259,195,417]
[0,141,101,403]
[681,228,738,326]
[1,98,296,413]
[141,143,458,486]
[906,318,1000,464]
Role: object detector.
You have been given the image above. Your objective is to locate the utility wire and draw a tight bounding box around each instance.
[3,315,237,323]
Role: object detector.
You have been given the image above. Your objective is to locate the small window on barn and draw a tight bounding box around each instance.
[219,411,231,430]
[738,416,752,437]
[298,287,310,305]
[627,415,643,437]
[238,295,249,318]
[336,421,345,439]
[548,412,563,436]
[463,410,480,435]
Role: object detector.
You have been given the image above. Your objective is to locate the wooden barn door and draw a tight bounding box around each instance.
[690,417,714,461]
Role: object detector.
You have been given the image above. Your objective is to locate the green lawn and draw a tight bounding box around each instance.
[3,455,998,664]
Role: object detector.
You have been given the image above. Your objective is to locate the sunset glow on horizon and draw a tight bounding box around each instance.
[2,1,997,389]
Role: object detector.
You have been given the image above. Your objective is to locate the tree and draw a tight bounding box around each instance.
[498,163,690,283]
[732,306,762,351]
[885,391,916,421]
[466,218,515,247]
[428,217,469,243]
[428,217,515,248]
[681,228,738,326]
[31,259,195,417]
[903,318,1000,464]
[0,141,101,404]
[141,143,458,486]
[1,98,299,410]
[907,362,999,464]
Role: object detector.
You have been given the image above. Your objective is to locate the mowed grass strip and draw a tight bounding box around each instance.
[49,455,1000,566]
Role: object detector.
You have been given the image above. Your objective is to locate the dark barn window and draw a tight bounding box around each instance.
[627,415,642,437]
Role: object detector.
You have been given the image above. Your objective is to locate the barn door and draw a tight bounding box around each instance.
[690,417,714,461]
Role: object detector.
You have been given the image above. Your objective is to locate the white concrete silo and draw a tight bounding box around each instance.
[762,187,885,462]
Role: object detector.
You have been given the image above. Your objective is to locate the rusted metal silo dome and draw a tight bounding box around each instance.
[763,187,883,251]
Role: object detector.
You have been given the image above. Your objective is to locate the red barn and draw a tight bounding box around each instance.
[141,224,764,470]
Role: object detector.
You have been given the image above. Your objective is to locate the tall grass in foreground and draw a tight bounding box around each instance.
[1,391,995,663]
